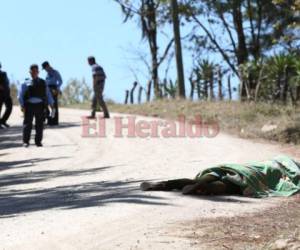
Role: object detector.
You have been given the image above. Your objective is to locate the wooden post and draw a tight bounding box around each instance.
[228,75,232,100]
[189,77,195,100]
[138,86,143,104]
[130,81,138,104]
[146,80,152,102]
[218,68,223,100]
[124,90,129,104]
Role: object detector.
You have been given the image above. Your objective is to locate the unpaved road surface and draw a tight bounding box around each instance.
[0,108,297,249]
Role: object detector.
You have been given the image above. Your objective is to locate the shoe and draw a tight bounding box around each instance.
[87,116,96,119]
[140,182,154,191]
[0,124,3,129]
[23,143,30,148]
[87,111,96,119]
[35,142,43,147]
[140,182,166,191]
[1,122,10,128]
[182,183,202,195]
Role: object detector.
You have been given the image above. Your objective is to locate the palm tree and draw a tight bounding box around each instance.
[268,53,295,103]
[197,59,217,101]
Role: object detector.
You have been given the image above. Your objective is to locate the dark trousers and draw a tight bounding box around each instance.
[0,96,13,124]
[23,103,45,144]
[47,86,59,125]
[92,79,109,117]
[154,174,242,195]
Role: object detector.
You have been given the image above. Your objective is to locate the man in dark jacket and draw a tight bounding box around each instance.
[42,61,63,126]
[0,63,13,129]
[18,64,54,147]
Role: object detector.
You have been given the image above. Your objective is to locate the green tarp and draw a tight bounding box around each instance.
[195,155,300,198]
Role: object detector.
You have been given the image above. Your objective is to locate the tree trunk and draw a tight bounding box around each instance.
[163,79,168,98]
[296,86,300,102]
[232,2,249,99]
[204,80,208,100]
[145,0,160,99]
[197,82,201,100]
[171,0,185,98]
[282,68,289,104]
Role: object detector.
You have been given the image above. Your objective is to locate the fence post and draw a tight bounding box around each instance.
[228,75,232,100]
[124,90,129,104]
[130,82,138,104]
[138,86,143,104]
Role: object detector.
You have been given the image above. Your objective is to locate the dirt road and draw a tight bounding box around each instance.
[0,108,294,249]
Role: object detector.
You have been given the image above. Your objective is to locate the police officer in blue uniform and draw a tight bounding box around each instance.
[18,64,54,147]
[42,61,63,126]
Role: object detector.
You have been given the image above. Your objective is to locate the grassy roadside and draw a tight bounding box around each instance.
[103,100,300,249]
[174,195,300,250]
[66,100,300,145]
[65,101,300,248]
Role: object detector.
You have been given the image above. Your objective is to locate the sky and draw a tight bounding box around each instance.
[0,0,234,103]
[0,0,171,103]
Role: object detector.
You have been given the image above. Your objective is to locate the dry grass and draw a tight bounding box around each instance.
[175,195,300,250]
[65,100,300,144]
[108,100,300,144]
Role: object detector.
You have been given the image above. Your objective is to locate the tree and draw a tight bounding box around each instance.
[244,53,300,103]
[180,0,299,99]
[114,0,174,99]
[171,0,186,98]
[61,79,92,106]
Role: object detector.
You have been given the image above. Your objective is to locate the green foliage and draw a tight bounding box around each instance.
[60,78,92,106]
[9,82,19,105]
[240,53,300,102]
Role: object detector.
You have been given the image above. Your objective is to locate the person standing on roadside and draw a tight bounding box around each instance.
[0,62,13,129]
[42,61,63,126]
[18,64,54,147]
[87,56,110,119]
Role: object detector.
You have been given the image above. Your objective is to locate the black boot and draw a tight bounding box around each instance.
[140,182,166,191]
[87,111,96,119]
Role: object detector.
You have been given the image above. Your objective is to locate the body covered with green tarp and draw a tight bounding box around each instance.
[195,155,300,198]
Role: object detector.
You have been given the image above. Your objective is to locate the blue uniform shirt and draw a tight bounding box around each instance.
[45,68,63,90]
[18,78,54,107]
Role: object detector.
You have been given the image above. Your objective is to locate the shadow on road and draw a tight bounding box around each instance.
[0,126,23,150]
[0,123,80,151]
[188,194,255,203]
[45,122,81,130]
[0,164,169,218]
[0,157,70,173]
